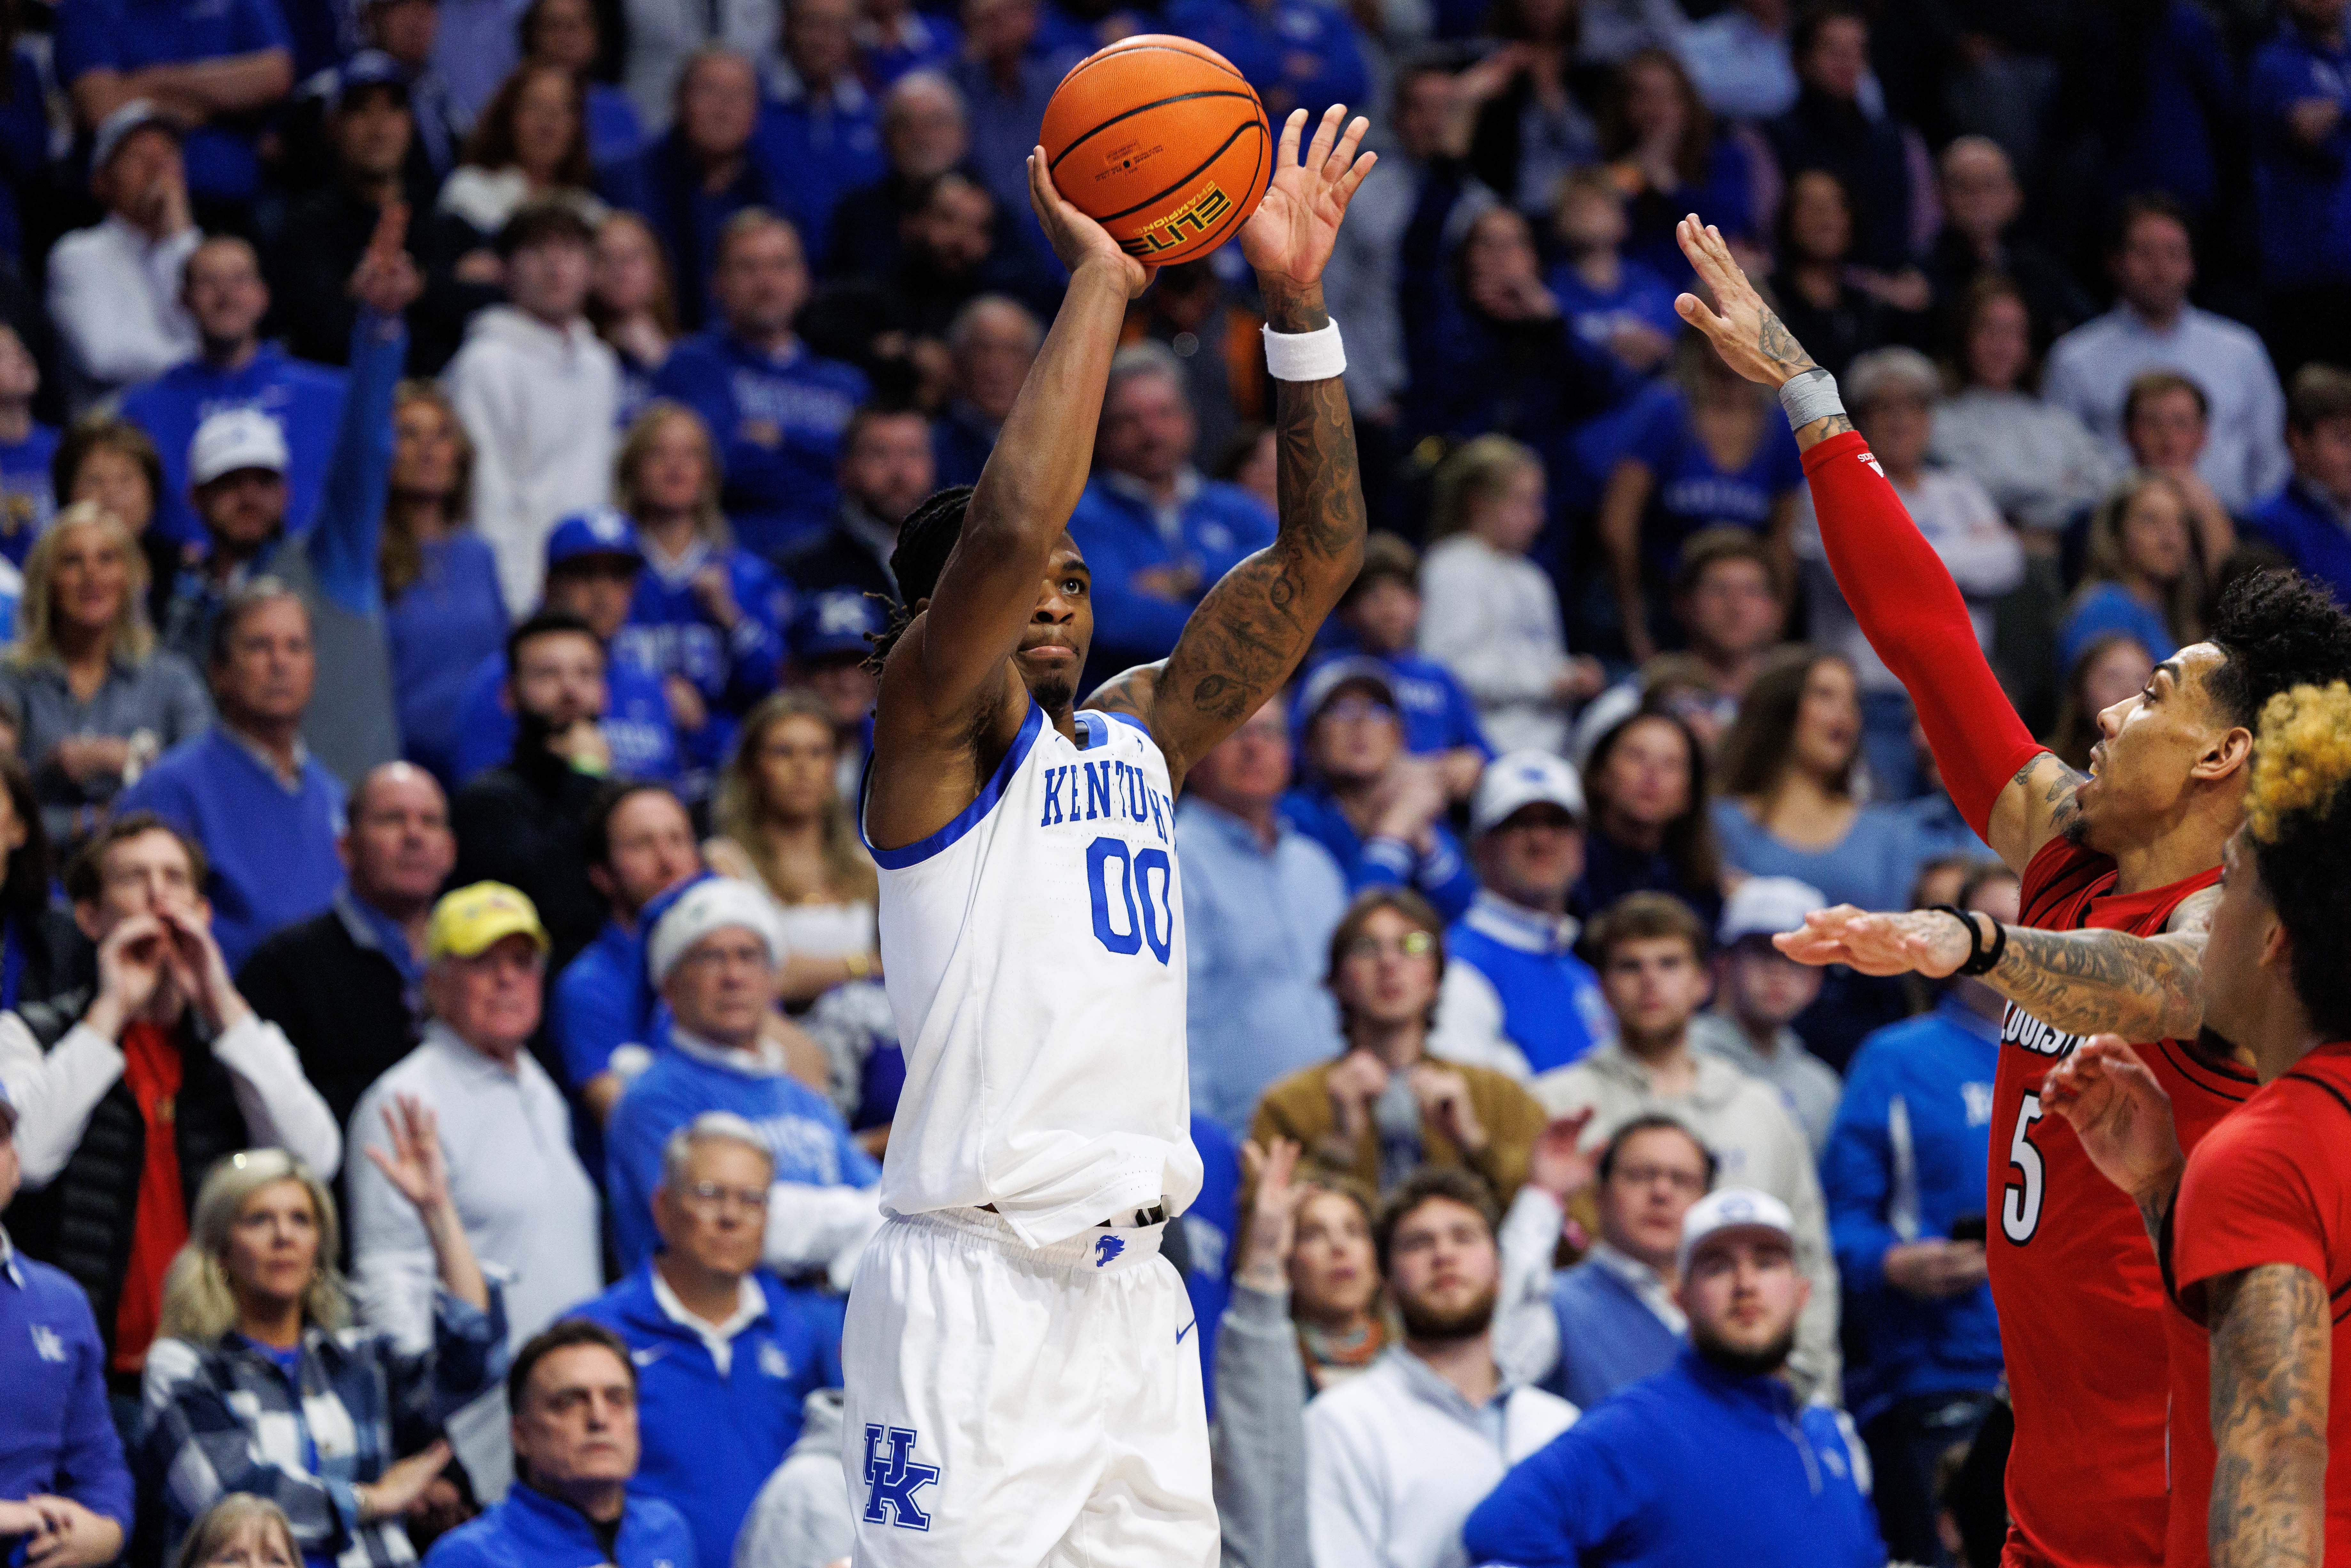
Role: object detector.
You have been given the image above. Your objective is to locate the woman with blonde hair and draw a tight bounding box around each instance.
[706,688,880,1003]
[380,383,509,784]
[1418,436,1602,755]
[2058,470,2205,674]
[609,400,789,778]
[0,502,210,846]
[171,1495,301,1568]
[141,1114,506,1568]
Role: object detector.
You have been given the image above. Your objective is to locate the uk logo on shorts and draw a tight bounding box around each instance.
[862,1425,940,1531]
[1094,1234,1125,1268]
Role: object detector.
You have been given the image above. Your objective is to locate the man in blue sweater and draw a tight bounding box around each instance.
[570,1112,843,1568]
[1465,1187,1886,1568]
[421,1320,697,1568]
[1064,341,1278,690]
[121,235,347,552]
[0,1082,134,1568]
[119,583,349,970]
[2248,363,2351,606]
[1818,863,2010,1564]
[605,876,880,1282]
[653,211,870,563]
[553,782,702,1124]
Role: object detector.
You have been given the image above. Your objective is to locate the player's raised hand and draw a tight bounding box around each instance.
[1027,148,1152,299]
[2041,1035,2185,1205]
[1774,905,1971,978]
[1240,104,1376,291]
[1673,214,1819,388]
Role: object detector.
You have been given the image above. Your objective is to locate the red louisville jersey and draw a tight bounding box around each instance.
[1990,837,2252,1568]
[2168,1043,2351,1567]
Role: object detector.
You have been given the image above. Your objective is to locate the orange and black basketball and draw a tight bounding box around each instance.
[1039,35,1272,267]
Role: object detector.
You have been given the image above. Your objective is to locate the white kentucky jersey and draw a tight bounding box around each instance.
[863,701,1203,1247]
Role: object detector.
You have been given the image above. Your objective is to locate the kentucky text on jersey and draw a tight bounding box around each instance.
[1035,757,1174,843]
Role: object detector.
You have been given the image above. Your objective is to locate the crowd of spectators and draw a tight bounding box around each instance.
[2,0,2350,1562]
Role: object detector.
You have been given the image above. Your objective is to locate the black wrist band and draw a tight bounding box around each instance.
[1932,904,2007,977]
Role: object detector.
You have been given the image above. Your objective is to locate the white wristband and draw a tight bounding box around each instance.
[1262,319,1345,382]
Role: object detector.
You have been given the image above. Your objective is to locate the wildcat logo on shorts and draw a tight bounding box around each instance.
[862,1425,940,1531]
[1094,1234,1125,1268]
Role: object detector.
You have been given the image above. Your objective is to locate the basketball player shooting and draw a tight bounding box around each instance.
[843,106,1373,1566]
[1670,213,2351,1568]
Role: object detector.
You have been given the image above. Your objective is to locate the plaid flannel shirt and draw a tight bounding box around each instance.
[141,1284,509,1568]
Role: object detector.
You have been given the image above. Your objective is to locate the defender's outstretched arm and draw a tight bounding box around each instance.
[1091,107,1375,789]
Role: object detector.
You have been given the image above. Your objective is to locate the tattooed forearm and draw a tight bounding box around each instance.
[1990,924,2207,1041]
[2207,1264,2330,1568]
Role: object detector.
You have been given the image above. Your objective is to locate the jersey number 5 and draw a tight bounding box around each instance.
[2001,1093,2045,1244]
[1088,837,1174,965]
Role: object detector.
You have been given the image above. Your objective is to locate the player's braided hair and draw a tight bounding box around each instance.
[2245,681,2351,1039]
[2204,568,2351,729]
[867,485,976,669]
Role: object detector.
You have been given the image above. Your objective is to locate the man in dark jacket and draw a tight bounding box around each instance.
[238,760,455,1136]
[0,815,340,1376]
[780,405,934,601]
[449,612,616,973]
[1763,4,1917,273]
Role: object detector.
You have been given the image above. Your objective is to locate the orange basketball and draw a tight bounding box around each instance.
[1039,35,1272,267]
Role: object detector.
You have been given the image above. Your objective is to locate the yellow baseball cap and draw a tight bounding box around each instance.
[426,882,550,960]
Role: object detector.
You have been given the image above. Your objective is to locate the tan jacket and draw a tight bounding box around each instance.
[1249,1053,1550,1206]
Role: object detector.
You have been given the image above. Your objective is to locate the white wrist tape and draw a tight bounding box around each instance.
[1778,366,1845,432]
[1262,319,1346,382]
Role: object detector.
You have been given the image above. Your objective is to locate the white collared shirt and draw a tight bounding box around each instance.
[649,1268,766,1377]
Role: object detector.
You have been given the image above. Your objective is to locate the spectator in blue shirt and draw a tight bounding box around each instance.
[1066,342,1277,687]
[122,238,349,554]
[2057,471,2199,675]
[2249,363,2351,606]
[930,293,1038,489]
[0,328,55,567]
[56,0,295,207]
[0,1082,134,1568]
[1463,1187,1886,1568]
[948,0,1081,231]
[1433,752,1613,1080]
[2249,0,2351,374]
[1820,863,2011,1567]
[119,585,349,969]
[1300,532,1489,802]
[570,1114,843,1568]
[1177,698,1349,1136]
[519,0,643,165]
[610,403,791,782]
[1596,341,1803,663]
[605,877,881,1281]
[554,781,701,1122]
[1546,169,1680,384]
[1598,50,1761,284]
[449,513,684,787]
[754,0,884,265]
[653,210,870,563]
[783,405,935,603]
[1572,708,1724,935]
[601,50,779,332]
[1162,0,1368,124]
[1281,658,1477,923]
[423,1320,697,1568]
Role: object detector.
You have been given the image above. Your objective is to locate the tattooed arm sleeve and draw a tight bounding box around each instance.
[2205,1263,2330,1568]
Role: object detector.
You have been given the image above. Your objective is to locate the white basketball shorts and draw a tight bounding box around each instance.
[839,1206,1218,1567]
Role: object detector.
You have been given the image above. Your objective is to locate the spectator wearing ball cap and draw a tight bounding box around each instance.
[1689,876,1841,1154]
[348,884,599,1403]
[449,511,684,787]
[120,234,352,555]
[566,1112,845,1568]
[0,1079,135,1568]
[1063,342,1277,692]
[1430,751,1614,1083]
[605,875,881,1282]
[1819,861,2012,1565]
[1279,657,1477,924]
[149,230,422,786]
[45,103,201,411]
[781,588,881,798]
[1463,1186,1886,1568]
[54,0,295,207]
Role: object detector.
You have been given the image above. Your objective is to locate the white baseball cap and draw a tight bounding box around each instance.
[1717,875,1826,946]
[92,99,179,174]
[189,408,290,487]
[1470,750,1585,837]
[1677,1186,1796,1273]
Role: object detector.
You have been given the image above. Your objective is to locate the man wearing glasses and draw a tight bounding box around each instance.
[569,1112,845,1568]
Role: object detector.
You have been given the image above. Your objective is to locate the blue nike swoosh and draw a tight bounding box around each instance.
[1176,1319,1197,1345]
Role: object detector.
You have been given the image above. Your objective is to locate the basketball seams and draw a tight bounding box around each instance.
[1045,90,1267,176]
[1053,40,1248,93]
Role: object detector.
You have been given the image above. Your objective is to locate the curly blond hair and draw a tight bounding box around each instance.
[2249,681,2351,843]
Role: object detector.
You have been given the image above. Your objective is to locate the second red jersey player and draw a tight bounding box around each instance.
[1992,838,2251,1568]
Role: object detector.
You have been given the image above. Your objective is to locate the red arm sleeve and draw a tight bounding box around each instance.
[1801,429,2044,837]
